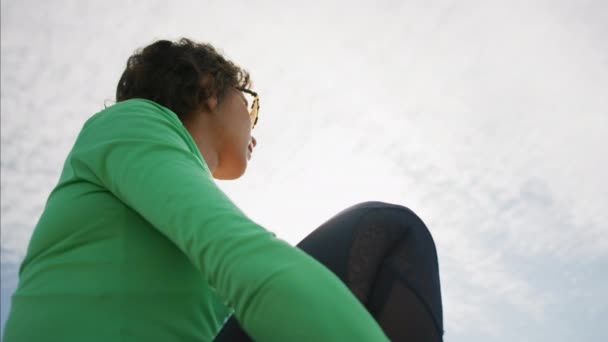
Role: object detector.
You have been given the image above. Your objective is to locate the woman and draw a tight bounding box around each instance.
[3,38,443,341]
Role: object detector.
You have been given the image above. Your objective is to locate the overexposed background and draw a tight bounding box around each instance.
[1,0,607,340]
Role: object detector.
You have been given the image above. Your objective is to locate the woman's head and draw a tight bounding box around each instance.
[116,38,251,119]
[115,38,258,180]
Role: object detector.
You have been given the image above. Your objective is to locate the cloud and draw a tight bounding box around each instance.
[1,1,606,341]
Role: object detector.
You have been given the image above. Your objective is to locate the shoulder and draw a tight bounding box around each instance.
[85,98,182,129]
[71,98,202,162]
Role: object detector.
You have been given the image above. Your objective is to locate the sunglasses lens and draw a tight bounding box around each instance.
[240,89,259,128]
[250,97,259,128]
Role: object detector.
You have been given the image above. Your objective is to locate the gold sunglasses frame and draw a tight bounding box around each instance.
[236,87,260,129]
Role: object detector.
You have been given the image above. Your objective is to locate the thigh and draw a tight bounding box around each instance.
[298,201,443,340]
[296,201,413,302]
[214,201,443,341]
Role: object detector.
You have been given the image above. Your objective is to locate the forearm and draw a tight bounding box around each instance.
[201,228,388,341]
[232,245,389,341]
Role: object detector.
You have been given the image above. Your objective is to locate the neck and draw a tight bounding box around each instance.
[196,139,219,173]
[183,113,219,173]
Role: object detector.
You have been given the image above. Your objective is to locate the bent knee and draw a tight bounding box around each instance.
[346,201,418,221]
[345,201,435,244]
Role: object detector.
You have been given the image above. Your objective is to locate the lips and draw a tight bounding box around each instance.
[246,144,253,161]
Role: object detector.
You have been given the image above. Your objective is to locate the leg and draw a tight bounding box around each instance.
[214,201,444,341]
[296,201,444,341]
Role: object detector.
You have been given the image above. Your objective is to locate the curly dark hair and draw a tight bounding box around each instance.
[115,38,251,120]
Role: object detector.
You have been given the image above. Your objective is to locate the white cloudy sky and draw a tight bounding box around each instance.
[1,0,607,340]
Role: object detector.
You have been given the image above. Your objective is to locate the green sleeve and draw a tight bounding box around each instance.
[70,101,389,342]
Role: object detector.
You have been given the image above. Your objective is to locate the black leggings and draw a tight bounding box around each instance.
[214,201,444,341]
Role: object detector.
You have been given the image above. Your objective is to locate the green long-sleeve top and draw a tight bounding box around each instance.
[3,98,389,342]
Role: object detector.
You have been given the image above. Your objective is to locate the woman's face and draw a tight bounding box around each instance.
[210,88,257,180]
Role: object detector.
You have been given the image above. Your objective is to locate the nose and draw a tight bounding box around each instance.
[251,136,257,148]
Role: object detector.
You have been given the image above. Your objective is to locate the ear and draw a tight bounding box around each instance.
[199,73,218,112]
[205,95,218,112]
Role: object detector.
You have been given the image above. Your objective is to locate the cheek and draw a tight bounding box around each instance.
[220,108,250,147]
[230,120,251,155]
[239,112,252,144]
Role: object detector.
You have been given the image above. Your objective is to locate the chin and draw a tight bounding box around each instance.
[212,160,248,180]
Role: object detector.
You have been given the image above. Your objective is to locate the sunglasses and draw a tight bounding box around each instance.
[236,87,260,129]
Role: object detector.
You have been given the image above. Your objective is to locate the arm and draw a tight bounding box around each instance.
[70,101,389,342]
